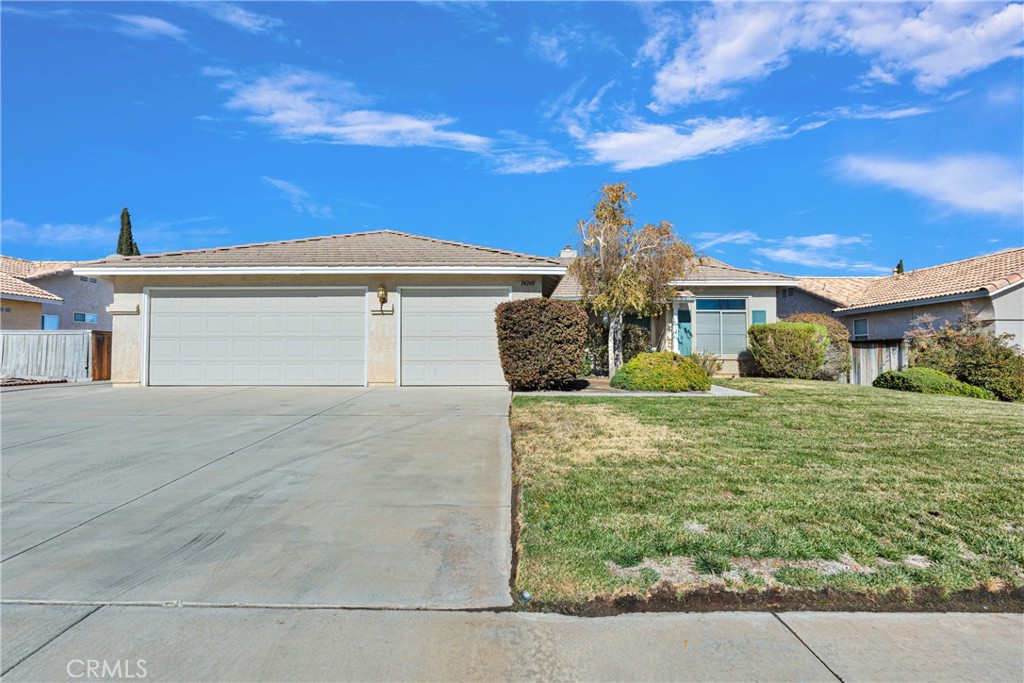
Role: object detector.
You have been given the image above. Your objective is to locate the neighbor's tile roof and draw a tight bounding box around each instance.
[0,255,77,280]
[833,247,1024,312]
[0,272,64,302]
[80,230,562,269]
[551,256,793,299]
[793,277,879,307]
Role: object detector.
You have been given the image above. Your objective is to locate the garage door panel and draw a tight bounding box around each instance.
[148,289,366,386]
[400,288,507,386]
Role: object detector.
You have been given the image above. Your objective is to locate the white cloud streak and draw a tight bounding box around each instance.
[194,3,282,34]
[112,15,187,41]
[840,153,1024,217]
[646,3,1024,109]
[261,177,334,218]
[580,116,783,171]
[218,67,491,152]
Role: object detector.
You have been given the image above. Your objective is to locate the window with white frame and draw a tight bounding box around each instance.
[73,312,99,324]
[695,299,748,355]
[852,318,868,340]
[41,314,59,330]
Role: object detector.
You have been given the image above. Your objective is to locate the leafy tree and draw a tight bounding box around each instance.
[117,208,140,256]
[568,183,695,376]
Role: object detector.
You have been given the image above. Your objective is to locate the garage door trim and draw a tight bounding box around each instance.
[395,285,511,387]
[141,286,369,387]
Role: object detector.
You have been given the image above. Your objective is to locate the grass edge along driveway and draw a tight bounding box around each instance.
[511,379,1024,605]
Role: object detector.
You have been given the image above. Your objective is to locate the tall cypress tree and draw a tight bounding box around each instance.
[117,208,140,256]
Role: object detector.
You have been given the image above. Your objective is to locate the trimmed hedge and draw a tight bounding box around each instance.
[783,313,852,381]
[873,367,996,400]
[495,298,588,390]
[748,322,829,380]
[610,351,711,392]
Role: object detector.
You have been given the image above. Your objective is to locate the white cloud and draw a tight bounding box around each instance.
[753,234,887,273]
[693,230,760,250]
[492,153,570,175]
[194,3,282,34]
[217,67,491,152]
[201,66,236,78]
[261,177,334,218]
[528,30,570,67]
[580,116,783,171]
[840,153,1024,217]
[829,105,935,121]
[647,3,1024,109]
[112,15,187,41]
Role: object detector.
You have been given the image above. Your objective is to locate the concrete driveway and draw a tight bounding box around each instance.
[1,384,512,610]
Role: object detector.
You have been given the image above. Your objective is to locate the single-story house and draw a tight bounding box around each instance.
[553,251,797,376]
[74,230,565,387]
[0,272,64,330]
[0,256,113,331]
[779,247,1024,349]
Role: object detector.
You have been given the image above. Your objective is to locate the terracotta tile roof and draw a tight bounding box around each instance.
[832,247,1024,312]
[0,272,64,302]
[0,255,77,280]
[80,230,562,269]
[793,277,879,307]
[551,256,793,299]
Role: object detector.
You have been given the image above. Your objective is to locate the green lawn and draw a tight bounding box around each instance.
[511,379,1024,604]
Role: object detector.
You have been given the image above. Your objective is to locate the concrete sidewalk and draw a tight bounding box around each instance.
[2,605,1021,682]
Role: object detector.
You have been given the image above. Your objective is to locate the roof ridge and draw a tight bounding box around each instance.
[898,246,1024,277]
[694,255,791,279]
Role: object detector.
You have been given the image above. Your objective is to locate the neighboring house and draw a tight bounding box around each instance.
[74,231,564,387]
[782,248,1024,349]
[0,272,64,330]
[553,253,797,376]
[0,256,113,331]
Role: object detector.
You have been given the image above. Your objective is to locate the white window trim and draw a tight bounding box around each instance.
[394,285,513,387]
[853,318,869,340]
[141,286,370,388]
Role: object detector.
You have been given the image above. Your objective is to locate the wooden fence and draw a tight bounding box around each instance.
[849,339,908,386]
[0,330,111,382]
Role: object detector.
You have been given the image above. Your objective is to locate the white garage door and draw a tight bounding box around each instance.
[400,287,507,386]
[148,288,366,386]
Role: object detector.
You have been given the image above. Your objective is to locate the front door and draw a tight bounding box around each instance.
[677,308,692,355]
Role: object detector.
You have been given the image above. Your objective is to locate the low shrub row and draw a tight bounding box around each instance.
[873,367,996,400]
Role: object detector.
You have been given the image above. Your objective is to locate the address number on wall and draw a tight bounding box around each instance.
[520,280,536,286]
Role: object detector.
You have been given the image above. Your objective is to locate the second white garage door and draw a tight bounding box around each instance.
[148,288,366,386]
[400,287,507,386]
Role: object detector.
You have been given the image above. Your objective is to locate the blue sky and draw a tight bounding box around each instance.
[2,2,1022,274]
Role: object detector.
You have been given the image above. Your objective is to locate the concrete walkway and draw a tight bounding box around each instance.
[3,605,1020,681]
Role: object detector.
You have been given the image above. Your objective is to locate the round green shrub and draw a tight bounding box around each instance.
[748,322,829,379]
[783,313,852,381]
[610,351,711,392]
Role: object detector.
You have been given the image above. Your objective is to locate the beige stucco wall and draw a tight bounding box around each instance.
[107,274,544,386]
[840,298,991,341]
[990,284,1023,348]
[0,299,43,329]
[777,288,838,319]
[40,273,114,331]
